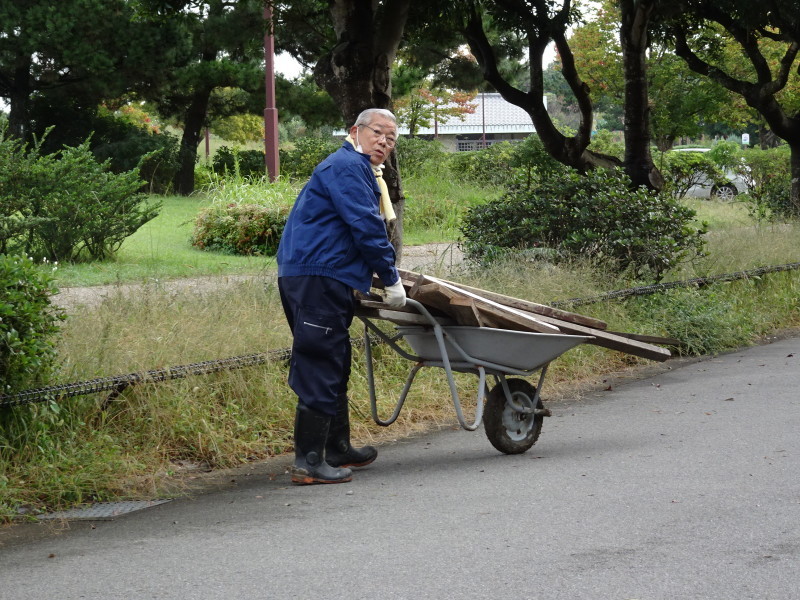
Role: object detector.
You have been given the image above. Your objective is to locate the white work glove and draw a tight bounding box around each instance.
[384,278,407,308]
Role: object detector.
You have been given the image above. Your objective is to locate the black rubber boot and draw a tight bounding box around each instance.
[291,404,352,485]
[325,395,378,468]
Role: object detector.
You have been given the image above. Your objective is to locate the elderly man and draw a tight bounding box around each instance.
[276,108,406,485]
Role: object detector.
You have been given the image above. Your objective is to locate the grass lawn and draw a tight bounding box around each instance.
[54,195,274,288]
[53,173,492,288]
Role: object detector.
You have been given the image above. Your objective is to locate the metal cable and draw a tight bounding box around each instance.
[550,262,800,308]
[2,262,799,408]
[0,350,289,409]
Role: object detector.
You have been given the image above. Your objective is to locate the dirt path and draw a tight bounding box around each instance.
[51,243,465,313]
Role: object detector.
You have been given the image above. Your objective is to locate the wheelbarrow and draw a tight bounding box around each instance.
[357,298,593,454]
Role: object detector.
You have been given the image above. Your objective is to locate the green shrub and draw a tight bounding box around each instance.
[191,179,298,256]
[660,150,724,199]
[735,146,795,220]
[279,136,341,180]
[0,255,64,394]
[194,164,217,190]
[707,140,741,171]
[447,141,517,187]
[0,128,160,262]
[510,135,570,188]
[587,129,625,161]
[395,137,448,178]
[191,202,289,256]
[212,146,267,179]
[212,114,265,145]
[460,168,708,281]
[0,134,32,253]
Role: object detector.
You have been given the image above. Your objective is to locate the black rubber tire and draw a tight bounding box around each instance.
[483,378,543,454]
[712,184,737,202]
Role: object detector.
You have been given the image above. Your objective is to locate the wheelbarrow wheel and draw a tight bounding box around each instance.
[484,378,543,454]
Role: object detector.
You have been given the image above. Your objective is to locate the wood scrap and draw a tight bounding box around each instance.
[403,281,484,327]
[447,295,489,327]
[605,331,682,347]
[355,301,454,327]
[369,270,672,362]
[410,276,561,334]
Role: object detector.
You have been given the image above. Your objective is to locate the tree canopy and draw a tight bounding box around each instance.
[669,0,800,212]
[2,0,800,211]
[0,0,181,139]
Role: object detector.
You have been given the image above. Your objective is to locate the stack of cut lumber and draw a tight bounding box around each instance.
[357,269,674,362]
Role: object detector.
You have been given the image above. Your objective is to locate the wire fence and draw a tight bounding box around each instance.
[550,262,800,308]
[2,262,799,409]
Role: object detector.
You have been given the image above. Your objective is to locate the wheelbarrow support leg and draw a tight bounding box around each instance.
[364,323,422,426]
[431,324,485,431]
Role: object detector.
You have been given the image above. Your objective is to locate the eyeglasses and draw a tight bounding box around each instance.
[362,125,396,148]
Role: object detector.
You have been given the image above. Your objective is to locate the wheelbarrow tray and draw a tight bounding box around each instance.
[396,326,592,372]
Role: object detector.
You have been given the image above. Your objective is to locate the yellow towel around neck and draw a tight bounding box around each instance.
[345,134,396,223]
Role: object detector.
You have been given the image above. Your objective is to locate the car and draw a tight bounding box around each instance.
[670,147,749,201]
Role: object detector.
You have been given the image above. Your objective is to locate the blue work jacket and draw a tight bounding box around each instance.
[277,142,399,293]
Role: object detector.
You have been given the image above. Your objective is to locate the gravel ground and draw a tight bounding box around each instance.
[51,243,465,313]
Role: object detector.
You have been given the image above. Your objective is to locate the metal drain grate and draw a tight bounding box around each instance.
[38,499,173,521]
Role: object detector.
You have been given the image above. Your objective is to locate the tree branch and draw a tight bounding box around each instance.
[671,27,752,97]
[374,0,410,64]
[701,6,774,85]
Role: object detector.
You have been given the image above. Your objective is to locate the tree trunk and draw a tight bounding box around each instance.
[619,0,661,190]
[174,43,218,196]
[313,0,410,257]
[7,55,32,140]
[174,87,213,196]
[790,143,800,217]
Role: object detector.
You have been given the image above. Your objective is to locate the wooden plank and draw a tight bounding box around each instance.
[448,295,488,327]
[356,299,420,314]
[512,309,671,361]
[397,268,608,330]
[408,281,483,327]
[471,302,560,333]
[418,276,562,334]
[354,304,454,327]
[605,331,682,346]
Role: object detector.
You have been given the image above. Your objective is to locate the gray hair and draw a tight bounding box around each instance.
[353,108,396,127]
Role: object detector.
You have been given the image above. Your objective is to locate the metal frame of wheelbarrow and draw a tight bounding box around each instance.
[357,298,559,434]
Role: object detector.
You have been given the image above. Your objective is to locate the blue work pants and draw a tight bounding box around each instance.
[278,276,354,416]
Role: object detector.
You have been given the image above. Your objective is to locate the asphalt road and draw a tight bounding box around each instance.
[1,336,798,600]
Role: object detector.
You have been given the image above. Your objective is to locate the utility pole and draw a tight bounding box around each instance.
[481,92,486,149]
[263,3,279,181]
